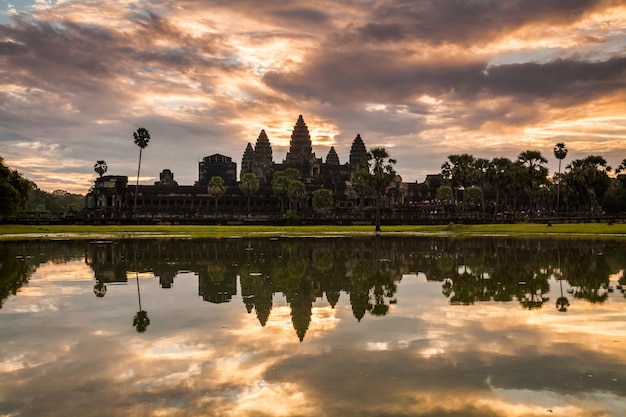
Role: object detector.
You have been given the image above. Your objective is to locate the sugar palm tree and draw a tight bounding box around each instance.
[132,245,150,333]
[441,153,476,215]
[207,176,227,213]
[565,155,611,211]
[367,147,396,233]
[132,127,151,214]
[93,160,107,178]
[239,173,260,217]
[553,143,568,212]
[517,150,548,219]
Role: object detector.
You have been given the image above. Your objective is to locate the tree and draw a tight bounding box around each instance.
[517,150,548,218]
[94,160,108,178]
[132,127,151,214]
[312,188,334,214]
[435,185,454,202]
[287,179,306,212]
[553,143,568,212]
[616,158,626,189]
[207,176,227,213]
[472,158,490,220]
[367,147,397,233]
[563,155,611,212]
[350,163,373,215]
[487,157,513,216]
[27,186,83,214]
[466,186,482,205]
[0,157,31,217]
[441,153,476,213]
[239,173,260,216]
[272,168,300,213]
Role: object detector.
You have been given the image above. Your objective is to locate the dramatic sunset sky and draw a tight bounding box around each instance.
[1,0,625,193]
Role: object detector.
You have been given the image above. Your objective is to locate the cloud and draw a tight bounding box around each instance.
[339,0,609,46]
[0,0,624,192]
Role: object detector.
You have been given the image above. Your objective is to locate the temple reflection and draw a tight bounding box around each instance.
[1,237,626,340]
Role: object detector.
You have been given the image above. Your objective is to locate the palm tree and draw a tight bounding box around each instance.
[132,245,149,333]
[287,179,306,212]
[564,155,611,212]
[441,153,476,215]
[207,176,227,213]
[93,160,107,178]
[367,147,397,233]
[132,127,151,214]
[239,173,260,217]
[272,168,300,213]
[553,143,568,213]
[487,157,513,216]
[472,157,489,221]
[517,150,548,219]
[350,163,373,216]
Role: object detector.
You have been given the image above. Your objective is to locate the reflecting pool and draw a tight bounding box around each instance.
[1,237,625,417]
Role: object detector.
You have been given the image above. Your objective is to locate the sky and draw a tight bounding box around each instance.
[1,0,625,194]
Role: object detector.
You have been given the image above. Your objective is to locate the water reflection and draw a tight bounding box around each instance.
[1,237,625,416]
[2,238,625,335]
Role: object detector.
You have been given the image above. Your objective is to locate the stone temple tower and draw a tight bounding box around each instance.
[252,130,273,183]
[285,115,314,164]
[241,143,254,180]
[326,146,340,165]
[349,134,367,170]
[284,115,319,178]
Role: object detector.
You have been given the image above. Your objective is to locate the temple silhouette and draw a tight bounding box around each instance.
[85,115,433,219]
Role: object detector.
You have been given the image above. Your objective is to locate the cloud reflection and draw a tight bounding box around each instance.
[1,237,626,416]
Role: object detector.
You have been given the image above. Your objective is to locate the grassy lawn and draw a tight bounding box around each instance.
[1,223,626,240]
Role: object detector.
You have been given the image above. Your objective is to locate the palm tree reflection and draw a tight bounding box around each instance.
[93,280,107,298]
[132,248,150,333]
[555,248,569,312]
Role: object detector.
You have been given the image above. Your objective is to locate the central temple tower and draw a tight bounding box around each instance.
[284,115,320,178]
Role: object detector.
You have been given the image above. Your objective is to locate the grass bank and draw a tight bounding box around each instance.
[1,223,626,240]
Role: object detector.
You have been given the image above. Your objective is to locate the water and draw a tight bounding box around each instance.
[1,237,625,417]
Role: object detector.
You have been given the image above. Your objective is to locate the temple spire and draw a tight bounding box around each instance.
[254,130,273,163]
[349,134,367,170]
[241,143,254,179]
[326,146,340,165]
[285,115,313,164]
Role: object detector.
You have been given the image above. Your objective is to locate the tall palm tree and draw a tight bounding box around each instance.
[367,147,396,233]
[553,143,568,212]
[132,244,150,333]
[132,127,151,214]
[93,160,108,178]
[517,150,548,219]
[487,157,513,216]
[472,158,489,221]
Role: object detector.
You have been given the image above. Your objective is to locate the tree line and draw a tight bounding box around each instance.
[0,156,83,218]
[437,144,626,216]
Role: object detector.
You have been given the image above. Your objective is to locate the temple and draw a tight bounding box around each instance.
[239,115,354,196]
[85,115,442,221]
